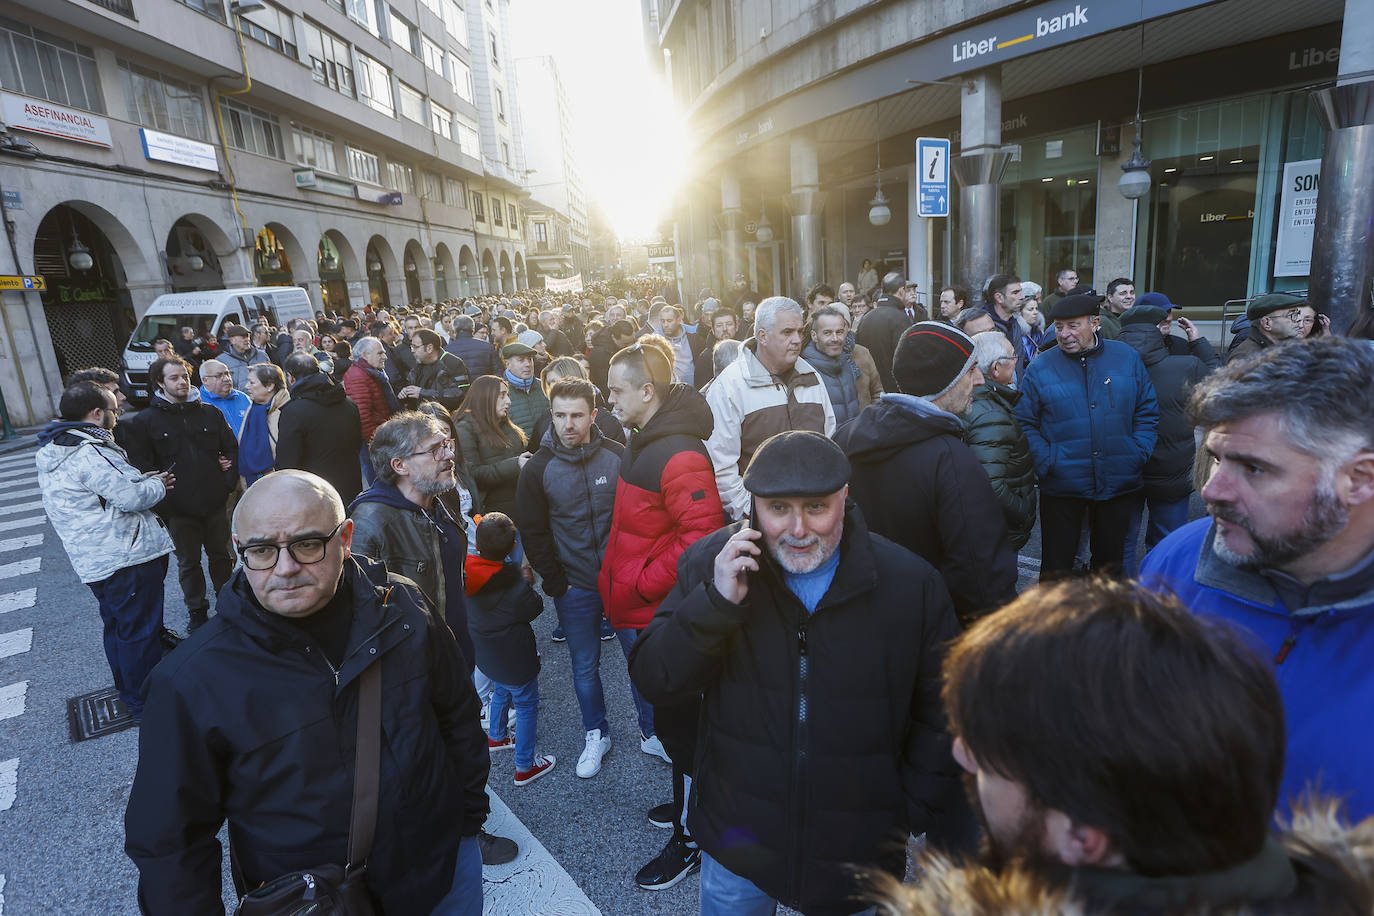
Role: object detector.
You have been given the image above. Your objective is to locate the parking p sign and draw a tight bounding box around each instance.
[916,137,950,218]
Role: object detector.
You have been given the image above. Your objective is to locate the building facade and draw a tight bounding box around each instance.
[0,0,529,425]
[653,0,1362,323]
[516,54,590,282]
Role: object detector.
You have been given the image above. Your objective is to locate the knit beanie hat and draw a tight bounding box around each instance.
[892,321,977,399]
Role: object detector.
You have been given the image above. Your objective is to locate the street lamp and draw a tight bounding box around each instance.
[868,143,891,226]
[68,235,94,271]
[1119,118,1152,200]
[186,254,205,271]
[755,201,773,243]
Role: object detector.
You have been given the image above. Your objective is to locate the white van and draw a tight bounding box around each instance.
[121,286,314,401]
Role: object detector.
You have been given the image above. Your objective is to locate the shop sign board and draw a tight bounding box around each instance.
[1274,159,1320,278]
[0,275,45,291]
[141,128,218,172]
[0,91,110,146]
[916,137,950,217]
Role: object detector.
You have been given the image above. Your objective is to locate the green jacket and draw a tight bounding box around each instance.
[454,415,526,517]
[504,381,549,440]
[963,380,1037,550]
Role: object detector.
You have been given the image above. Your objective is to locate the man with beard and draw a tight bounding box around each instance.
[1141,337,1374,821]
[630,430,969,915]
[349,412,520,867]
[879,577,1374,916]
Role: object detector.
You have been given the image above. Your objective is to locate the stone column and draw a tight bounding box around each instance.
[788,134,826,298]
[906,162,932,312]
[954,68,1010,305]
[719,171,744,285]
[1094,122,1138,286]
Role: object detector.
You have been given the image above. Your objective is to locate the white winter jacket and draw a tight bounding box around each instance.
[35,423,174,584]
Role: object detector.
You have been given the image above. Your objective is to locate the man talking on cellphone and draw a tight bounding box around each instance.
[629,430,972,916]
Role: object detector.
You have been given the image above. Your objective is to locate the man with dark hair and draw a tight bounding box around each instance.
[883,577,1365,915]
[630,430,969,915]
[1015,294,1159,578]
[516,377,625,780]
[983,274,1026,378]
[122,356,239,632]
[1141,337,1374,820]
[1043,266,1079,310]
[658,304,695,387]
[693,307,736,390]
[37,382,175,718]
[276,353,364,505]
[856,272,929,392]
[444,315,499,378]
[401,327,471,411]
[371,319,414,386]
[937,286,968,322]
[802,304,883,429]
[803,282,836,316]
[1099,277,1135,339]
[953,307,996,336]
[67,366,130,446]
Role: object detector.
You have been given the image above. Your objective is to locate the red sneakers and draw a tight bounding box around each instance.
[488,734,515,752]
[513,754,556,786]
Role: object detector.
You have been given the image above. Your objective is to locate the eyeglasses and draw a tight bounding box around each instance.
[1283,310,1315,325]
[410,438,455,460]
[237,521,345,571]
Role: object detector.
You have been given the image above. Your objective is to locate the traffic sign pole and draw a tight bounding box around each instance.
[916,137,951,219]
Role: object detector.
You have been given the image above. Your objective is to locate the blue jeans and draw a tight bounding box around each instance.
[88,555,168,718]
[554,587,610,734]
[1123,495,1191,576]
[615,627,655,738]
[431,834,482,915]
[489,675,539,770]
[698,853,875,916]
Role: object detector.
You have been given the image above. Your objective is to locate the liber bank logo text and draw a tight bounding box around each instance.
[952,3,1090,64]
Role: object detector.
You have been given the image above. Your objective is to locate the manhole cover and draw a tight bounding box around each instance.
[67,686,135,741]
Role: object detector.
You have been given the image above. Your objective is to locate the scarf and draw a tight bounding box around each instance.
[364,364,403,412]
[504,368,535,392]
[238,402,275,480]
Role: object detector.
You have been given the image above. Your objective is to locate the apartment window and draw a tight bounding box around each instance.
[488,31,499,68]
[494,86,505,121]
[430,101,453,140]
[421,36,445,76]
[174,0,226,22]
[239,2,297,58]
[508,202,517,226]
[292,124,337,173]
[455,115,479,158]
[448,55,472,103]
[356,54,395,117]
[398,81,425,123]
[303,22,355,97]
[219,97,284,158]
[388,9,419,56]
[500,139,510,166]
[443,0,467,45]
[472,193,484,221]
[445,176,466,207]
[0,18,104,113]
[344,0,380,36]
[492,196,503,226]
[387,161,415,193]
[422,171,442,201]
[346,145,381,184]
[534,222,548,248]
[418,0,442,13]
[118,60,207,140]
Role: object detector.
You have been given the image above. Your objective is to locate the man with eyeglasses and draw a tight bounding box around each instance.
[127,470,493,915]
[1227,293,1312,365]
[197,359,252,438]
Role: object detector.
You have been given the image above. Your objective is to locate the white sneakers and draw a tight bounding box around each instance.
[577,728,613,778]
[640,733,671,764]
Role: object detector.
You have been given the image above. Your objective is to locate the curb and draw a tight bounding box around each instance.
[0,425,46,456]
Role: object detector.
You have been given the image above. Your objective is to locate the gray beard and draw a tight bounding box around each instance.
[1209,485,1349,571]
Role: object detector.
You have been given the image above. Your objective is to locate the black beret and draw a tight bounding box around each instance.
[1247,293,1305,321]
[1050,294,1103,321]
[743,430,850,498]
[1120,304,1168,327]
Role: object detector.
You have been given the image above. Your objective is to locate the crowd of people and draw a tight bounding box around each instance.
[30,264,1374,915]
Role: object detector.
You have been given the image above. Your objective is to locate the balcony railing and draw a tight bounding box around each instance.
[86,0,136,17]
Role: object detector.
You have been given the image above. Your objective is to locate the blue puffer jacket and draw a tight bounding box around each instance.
[1013,337,1158,499]
[1140,518,1374,821]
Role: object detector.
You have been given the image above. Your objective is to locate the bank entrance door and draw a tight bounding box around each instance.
[746,241,785,299]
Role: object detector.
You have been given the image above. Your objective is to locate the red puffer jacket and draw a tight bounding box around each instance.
[342,360,396,443]
[600,384,725,630]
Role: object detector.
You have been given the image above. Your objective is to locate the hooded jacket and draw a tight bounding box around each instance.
[218,344,269,390]
[515,424,624,597]
[599,384,725,630]
[963,380,1037,550]
[836,394,1018,623]
[628,507,970,916]
[443,331,499,380]
[704,340,835,521]
[879,800,1374,916]
[124,555,490,916]
[1118,323,1211,501]
[1013,337,1159,501]
[587,327,619,391]
[1141,519,1374,821]
[35,421,173,583]
[121,389,238,517]
[276,372,364,505]
[464,557,543,686]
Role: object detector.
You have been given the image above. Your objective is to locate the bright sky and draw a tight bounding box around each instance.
[509,0,687,240]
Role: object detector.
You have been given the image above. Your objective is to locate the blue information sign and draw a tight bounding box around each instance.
[916,137,950,218]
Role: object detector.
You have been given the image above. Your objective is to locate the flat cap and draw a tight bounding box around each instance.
[224,324,250,337]
[743,430,851,498]
[1050,294,1103,321]
[1247,293,1305,321]
[1120,304,1168,327]
[500,341,536,358]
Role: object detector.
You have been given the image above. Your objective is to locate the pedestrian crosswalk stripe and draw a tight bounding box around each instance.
[0,488,40,503]
[0,870,7,916]
[0,517,42,534]
[481,788,601,915]
[0,682,26,721]
[0,629,30,660]
[0,559,38,580]
[0,467,34,482]
[0,452,34,469]
[0,590,35,616]
[0,502,41,518]
[0,759,15,812]
[0,535,40,553]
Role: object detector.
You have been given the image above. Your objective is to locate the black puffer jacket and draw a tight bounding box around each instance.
[122,391,237,517]
[1119,323,1211,501]
[963,381,1036,551]
[404,351,471,412]
[515,424,624,596]
[444,331,500,379]
[629,508,971,916]
[276,372,364,504]
[836,395,1017,623]
[124,556,489,916]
